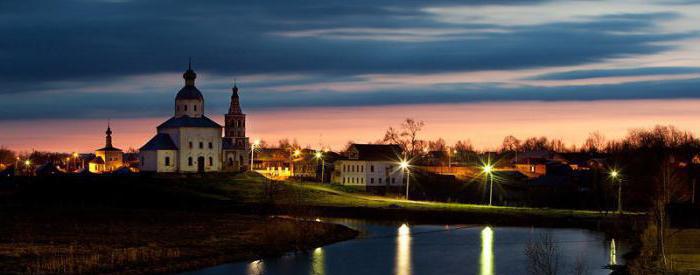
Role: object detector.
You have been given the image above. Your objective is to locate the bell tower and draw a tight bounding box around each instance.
[224,82,246,140]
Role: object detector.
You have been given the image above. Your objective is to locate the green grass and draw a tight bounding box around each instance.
[198,172,644,219]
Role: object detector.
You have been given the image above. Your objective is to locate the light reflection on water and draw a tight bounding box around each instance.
[185,219,624,275]
[480,226,494,275]
[396,224,411,275]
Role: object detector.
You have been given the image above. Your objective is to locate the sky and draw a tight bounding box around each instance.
[2,0,700,152]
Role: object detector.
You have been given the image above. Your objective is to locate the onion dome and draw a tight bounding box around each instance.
[176,59,203,100]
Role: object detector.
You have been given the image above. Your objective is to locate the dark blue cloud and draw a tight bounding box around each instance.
[528,67,700,80]
[0,1,693,94]
[4,77,700,120]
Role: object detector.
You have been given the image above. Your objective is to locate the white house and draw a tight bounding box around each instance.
[139,63,223,173]
[333,144,405,190]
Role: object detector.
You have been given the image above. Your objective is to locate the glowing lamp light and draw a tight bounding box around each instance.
[293,149,301,157]
[482,164,494,174]
[399,159,410,170]
[315,151,323,159]
[24,160,31,166]
[610,170,619,179]
[72,152,78,158]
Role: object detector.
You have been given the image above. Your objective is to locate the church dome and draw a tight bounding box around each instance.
[176,60,203,100]
[176,85,203,100]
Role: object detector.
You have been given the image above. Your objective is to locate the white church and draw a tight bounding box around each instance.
[139,63,249,173]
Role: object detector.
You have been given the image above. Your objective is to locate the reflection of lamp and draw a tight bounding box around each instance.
[480,226,494,275]
[247,259,264,275]
[396,224,411,275]
[312,247,325,275]
[609,238,617,266]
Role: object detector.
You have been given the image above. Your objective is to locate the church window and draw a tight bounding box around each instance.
[208,142,213,149]
[184,105,188,111]
[188,157,193,166]
[378,178,382,184]
[371,165,375,172]
[228,158,233,166]
[199,142,203,149]
[189,142,193,149]
[194,105,197,111]
[165,156,170,166]
[370,178,374,184]
[209,157,213,166]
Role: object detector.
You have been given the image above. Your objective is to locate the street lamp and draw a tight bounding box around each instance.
[24,160,31,176]
[250,139,260,171]
[482,163,494,206]
[400,159,410,200]
[314,151,325,183]
[610,169,623,214]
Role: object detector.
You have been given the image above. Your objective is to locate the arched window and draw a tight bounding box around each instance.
[194,105,197,111]
[189,142,193,149]
[188,157,193,166]
[228,157,233,166]
[209,157,213,166]
[208,142,213,149]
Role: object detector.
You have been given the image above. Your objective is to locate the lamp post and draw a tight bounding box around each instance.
[250,139,260,171]
[291,149,301,177]
[610,169,622,214]
[400,159,410,200]
[483,163,494,206]
[314,151,324,183]
[24,160,31,176]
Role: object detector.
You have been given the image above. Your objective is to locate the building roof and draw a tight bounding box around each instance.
[89,156,105,164]
[140,133,178,151]
[157,115,222,129]
[175,85,204,100]
[348,144,403,161]
[96,145,122,152]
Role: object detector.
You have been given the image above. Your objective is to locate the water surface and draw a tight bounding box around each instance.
[188,218,623,275]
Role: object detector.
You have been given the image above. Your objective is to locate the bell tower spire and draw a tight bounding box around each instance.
[105,120,113,148]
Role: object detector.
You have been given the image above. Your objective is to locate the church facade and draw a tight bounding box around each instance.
[139,64,249,173]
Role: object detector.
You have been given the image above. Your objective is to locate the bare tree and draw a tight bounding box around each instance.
[583,131,606,153]
[0,146,17,165]
[382,118,425,157]
[428,138,446,152]
[525,233,560,275]
[501,135,521,152]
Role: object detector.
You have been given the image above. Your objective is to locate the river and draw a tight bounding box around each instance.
[186,218,624,275]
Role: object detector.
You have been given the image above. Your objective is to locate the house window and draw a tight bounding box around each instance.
[165,156,170,166]
[209,157,213,166]
[188,157,193,166]
[199,142,203,149]
[189,142,193,149]
[208,142,213,149]
[370,165,375,172]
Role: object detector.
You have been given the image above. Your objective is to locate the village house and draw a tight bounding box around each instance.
[332,144,405,191]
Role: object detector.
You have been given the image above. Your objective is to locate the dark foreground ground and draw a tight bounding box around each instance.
[0,209,357,274]
[0,172,649,274]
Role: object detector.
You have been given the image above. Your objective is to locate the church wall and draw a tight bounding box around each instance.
[175,99,204,118]
[177,127,222,173]
[139,150,158,172]
[156,150,178,172]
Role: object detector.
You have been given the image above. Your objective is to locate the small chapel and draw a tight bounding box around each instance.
[139,62,249,173]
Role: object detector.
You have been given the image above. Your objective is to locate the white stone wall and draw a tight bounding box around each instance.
[336,160,405,186]
[139,150,158,172]
[156,150,178,173]
[174,99,204,118]
[176,127,222,173]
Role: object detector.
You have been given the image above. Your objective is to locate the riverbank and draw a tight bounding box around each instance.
[0,208,357,274]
